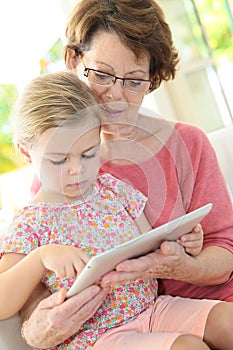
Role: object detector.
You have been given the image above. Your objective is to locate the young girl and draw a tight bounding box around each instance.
[0,71,232,350]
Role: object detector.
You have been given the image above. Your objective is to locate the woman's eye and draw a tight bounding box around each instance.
[50,158,67,165]
[94,71,111,82]
[128,79,142,87]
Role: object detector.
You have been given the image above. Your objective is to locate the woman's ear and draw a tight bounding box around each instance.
[66,48,78,71]
[17,144,32,163]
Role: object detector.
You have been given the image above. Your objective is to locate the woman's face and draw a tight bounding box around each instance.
[67,32,151,134]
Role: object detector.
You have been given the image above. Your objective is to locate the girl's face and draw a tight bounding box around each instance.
[67,32,151,135]
[29,122,100,203]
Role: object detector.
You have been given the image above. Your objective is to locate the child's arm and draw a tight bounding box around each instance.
[0,245,90,320]
[134,212,203,257]
[134,211,152,234]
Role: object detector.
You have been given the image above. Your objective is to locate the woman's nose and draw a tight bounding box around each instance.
[105,79,125,100]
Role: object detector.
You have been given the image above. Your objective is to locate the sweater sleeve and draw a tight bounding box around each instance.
[176,123,233,253]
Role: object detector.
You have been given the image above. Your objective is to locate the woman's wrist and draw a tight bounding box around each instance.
[21,318,52,350]
[21,319,40,349]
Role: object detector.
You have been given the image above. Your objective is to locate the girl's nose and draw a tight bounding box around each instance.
[68,158,84,175]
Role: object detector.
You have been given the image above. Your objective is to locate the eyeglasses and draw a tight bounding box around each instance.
[79,55,153,93]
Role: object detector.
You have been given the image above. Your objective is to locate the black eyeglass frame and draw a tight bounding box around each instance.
[79,54,153,92]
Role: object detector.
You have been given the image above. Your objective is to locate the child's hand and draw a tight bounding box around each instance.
[37,244,90,278]
[178,224,203,256]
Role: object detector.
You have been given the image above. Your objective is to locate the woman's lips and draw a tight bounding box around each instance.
[100,104,126,118]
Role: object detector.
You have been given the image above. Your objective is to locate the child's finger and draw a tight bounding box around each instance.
[54,266,66,278]
[64,264,77,278]
[73,258,86,275]
[79,250,91,264]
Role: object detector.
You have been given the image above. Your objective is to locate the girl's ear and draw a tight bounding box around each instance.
[17,144,32,163]
[66,48,78,70]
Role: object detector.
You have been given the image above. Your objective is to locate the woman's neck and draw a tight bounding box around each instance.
[100,125,140,143]
[100,115,174,165]
[100,128,155,165]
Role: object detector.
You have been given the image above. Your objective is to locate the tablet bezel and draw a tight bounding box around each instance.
[66,203,212,298]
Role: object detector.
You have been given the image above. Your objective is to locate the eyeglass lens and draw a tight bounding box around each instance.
[86,69,151,92]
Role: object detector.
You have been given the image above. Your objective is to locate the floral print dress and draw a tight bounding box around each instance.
[2,173,158,349]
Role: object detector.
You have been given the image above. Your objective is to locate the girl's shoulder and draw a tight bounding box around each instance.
[97,173,128,191]
[97,173,145,202]
[10,201,62,226]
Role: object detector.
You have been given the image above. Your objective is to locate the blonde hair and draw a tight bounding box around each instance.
[64,0,179,91]
[12,71,99,147]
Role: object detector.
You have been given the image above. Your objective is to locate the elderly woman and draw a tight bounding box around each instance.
[3,0,233,349]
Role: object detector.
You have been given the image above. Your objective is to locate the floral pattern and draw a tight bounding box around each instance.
[2,174,158,349]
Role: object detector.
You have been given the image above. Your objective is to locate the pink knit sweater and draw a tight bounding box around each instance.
[101,121,233,300]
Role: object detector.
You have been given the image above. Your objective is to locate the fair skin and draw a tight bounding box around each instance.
[28,123,101,203]
[16,119,111,335]
[0,119,168,320]
[68,32,233,288]
[0,122,103,319]
[17,32,225,350]
[0,76,208,349]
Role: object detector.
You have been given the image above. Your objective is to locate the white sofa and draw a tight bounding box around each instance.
[208,125,233,199]
[0,314,32,350]
[0,125,232,350]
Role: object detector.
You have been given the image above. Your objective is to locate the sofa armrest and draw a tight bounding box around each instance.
[0,314,32,350]
[208,126,233,199]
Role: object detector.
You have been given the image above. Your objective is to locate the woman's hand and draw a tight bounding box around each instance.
[101,242,233,288]
[178,224,203,256]
[100,224,204,287]
[100,223,203,288]
[101,241,194,286]
[22,285,109,349]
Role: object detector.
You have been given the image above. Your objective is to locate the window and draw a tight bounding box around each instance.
[153,0,233,132]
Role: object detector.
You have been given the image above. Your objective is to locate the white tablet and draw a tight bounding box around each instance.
[66,203,212,298]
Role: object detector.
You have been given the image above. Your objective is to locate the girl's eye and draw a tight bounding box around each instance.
[50,158,67,165]
[82,152,96,159]
[82,145,100,159]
